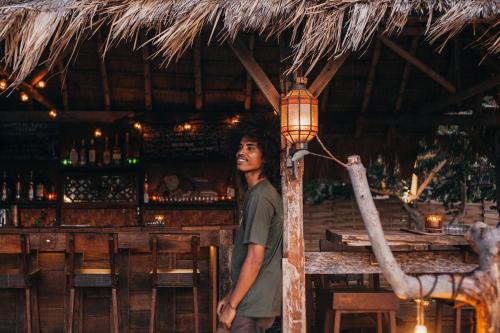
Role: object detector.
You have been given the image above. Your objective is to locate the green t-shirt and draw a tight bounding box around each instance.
[231,179,283,318]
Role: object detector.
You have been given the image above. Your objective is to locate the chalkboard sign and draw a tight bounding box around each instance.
[143,123,226,160]
[0,122,59,160]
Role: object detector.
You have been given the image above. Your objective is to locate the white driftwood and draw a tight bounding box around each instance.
[346,155,500,333]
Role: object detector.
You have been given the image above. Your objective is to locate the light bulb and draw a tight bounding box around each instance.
[20,92,29,102]
[36,80,46,89]
[414,324,427,333]
[48,110,57,119]
[133,122,142,131]
[94,128,103,138]
[0,79,7,90]
[183,123,192,131]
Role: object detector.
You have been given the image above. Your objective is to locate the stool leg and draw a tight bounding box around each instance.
[78,289,83,333]
[68,287,76,333]
[333,311,341,333]
[435,301,443,333]
[25,288,32,333]
[455,306,462,333]
[389,311,397,333]
[376,313,383,333]
[112,287,119,333]
[149,288,157,333]
[193,286,199,333]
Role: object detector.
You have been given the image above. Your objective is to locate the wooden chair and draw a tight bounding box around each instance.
[149,234,200,333]
[66,233,120,333]
[0,234,41,333]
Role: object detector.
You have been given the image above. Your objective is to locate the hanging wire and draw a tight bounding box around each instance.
[314,135,348,168]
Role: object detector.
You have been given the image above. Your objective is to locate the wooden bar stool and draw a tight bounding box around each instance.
[0,234,41,333]
[66,233,120,333]
[149,234,200,333]
[323,289,400,333]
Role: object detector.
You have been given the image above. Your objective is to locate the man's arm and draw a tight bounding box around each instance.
[219,243,265,328]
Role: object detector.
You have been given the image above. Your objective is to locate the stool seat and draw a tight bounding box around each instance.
[0,268,41,288]
[70,268,119,287]
[151,268,200,287]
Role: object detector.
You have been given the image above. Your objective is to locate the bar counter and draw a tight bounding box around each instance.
[0,224,236,333]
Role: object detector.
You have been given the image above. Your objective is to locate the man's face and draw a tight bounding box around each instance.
[236,137,264,173]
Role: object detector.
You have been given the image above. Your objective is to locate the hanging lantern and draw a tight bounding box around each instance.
[280,76,318,149]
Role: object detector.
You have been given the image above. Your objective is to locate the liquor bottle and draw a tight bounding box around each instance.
[143,174,149,204]
[35,177,45,201]
[1,171,7,201]
[112,134,122,166]
[28,171,34,201]
[124,132,130,163]
[15,174,21,201]
[69,142,78,166]
[88,138,97,166]
[102,137,111,166]
[79,139,86,166]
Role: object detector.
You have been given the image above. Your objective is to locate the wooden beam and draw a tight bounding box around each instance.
[96,31,112,111]
[193,35,203,111]
[419,75,500,114]
[57,61,69,111]
[142,43,153,112]
[0,68,57,111]
[244,34,255,112]
[354,41,382,138]
[380,35,457,93]
[0,111,134,122]
[309,53,348,97]
[229,39,280,113]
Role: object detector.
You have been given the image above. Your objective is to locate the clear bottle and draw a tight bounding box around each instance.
[102,137,111,166]
[69,141,78,166]
[1,171,8,201]
[35,177,45,201]
[88,138,97,166]
[79,139,87,166]
[28,171,34,201]
[112,134,122,166]
[143,174,149,204]
[15,174,21,201]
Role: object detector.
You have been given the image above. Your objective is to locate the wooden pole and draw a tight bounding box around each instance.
[244,34,255,112]
[380,35,456,93]
[495,129,500,217]
[193,35,203,111]
[309,53,348,98]
[142,42,153,112]
[281,139,306,333]
[355,40,382,138]
[57,61,69,111]
[96,31,112,111]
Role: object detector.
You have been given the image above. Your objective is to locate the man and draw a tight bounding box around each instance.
[217,128,283,333]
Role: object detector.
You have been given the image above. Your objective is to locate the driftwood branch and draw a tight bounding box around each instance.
[347,155,500,333]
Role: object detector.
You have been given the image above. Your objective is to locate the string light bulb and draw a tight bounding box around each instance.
[35,80,46,89]
[183,122,192,131]
[48,110,57,119]
[94,128,103,138]
[20,92,29,102]
[0,79,7,90]
[133,122,142,131]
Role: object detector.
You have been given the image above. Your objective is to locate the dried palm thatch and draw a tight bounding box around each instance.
[0,0,498,86]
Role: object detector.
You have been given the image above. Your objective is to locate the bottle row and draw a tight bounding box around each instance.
[1,171,56,202]
[62,132,140,168]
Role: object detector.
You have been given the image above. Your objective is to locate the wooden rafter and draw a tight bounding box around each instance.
[193,35,203,111]
[229,38,280,113]
[309,53,348,97]
[57,61,69,111]
[96,31,112,111]
[380,35,457,94]
[354,41,382,138]
[0,110,133,122]
[419,75,500,114]
[244,34,255,112]
[142,42,153,112]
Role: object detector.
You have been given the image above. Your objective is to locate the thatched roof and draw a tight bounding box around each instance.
[0,0,498,86]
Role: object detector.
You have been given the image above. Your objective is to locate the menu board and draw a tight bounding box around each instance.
[143,123,226,160]
[0,122,59,160]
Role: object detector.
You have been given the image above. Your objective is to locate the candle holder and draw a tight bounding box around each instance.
[425,214,443,233]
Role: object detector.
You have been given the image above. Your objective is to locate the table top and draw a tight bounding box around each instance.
[326,229,469,248]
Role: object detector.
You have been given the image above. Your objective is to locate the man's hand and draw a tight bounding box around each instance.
[219,303,237,330]
[217,293,230,318]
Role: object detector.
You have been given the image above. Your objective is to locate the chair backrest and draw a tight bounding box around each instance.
[67,233,117,278]
[150,234,200,285]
